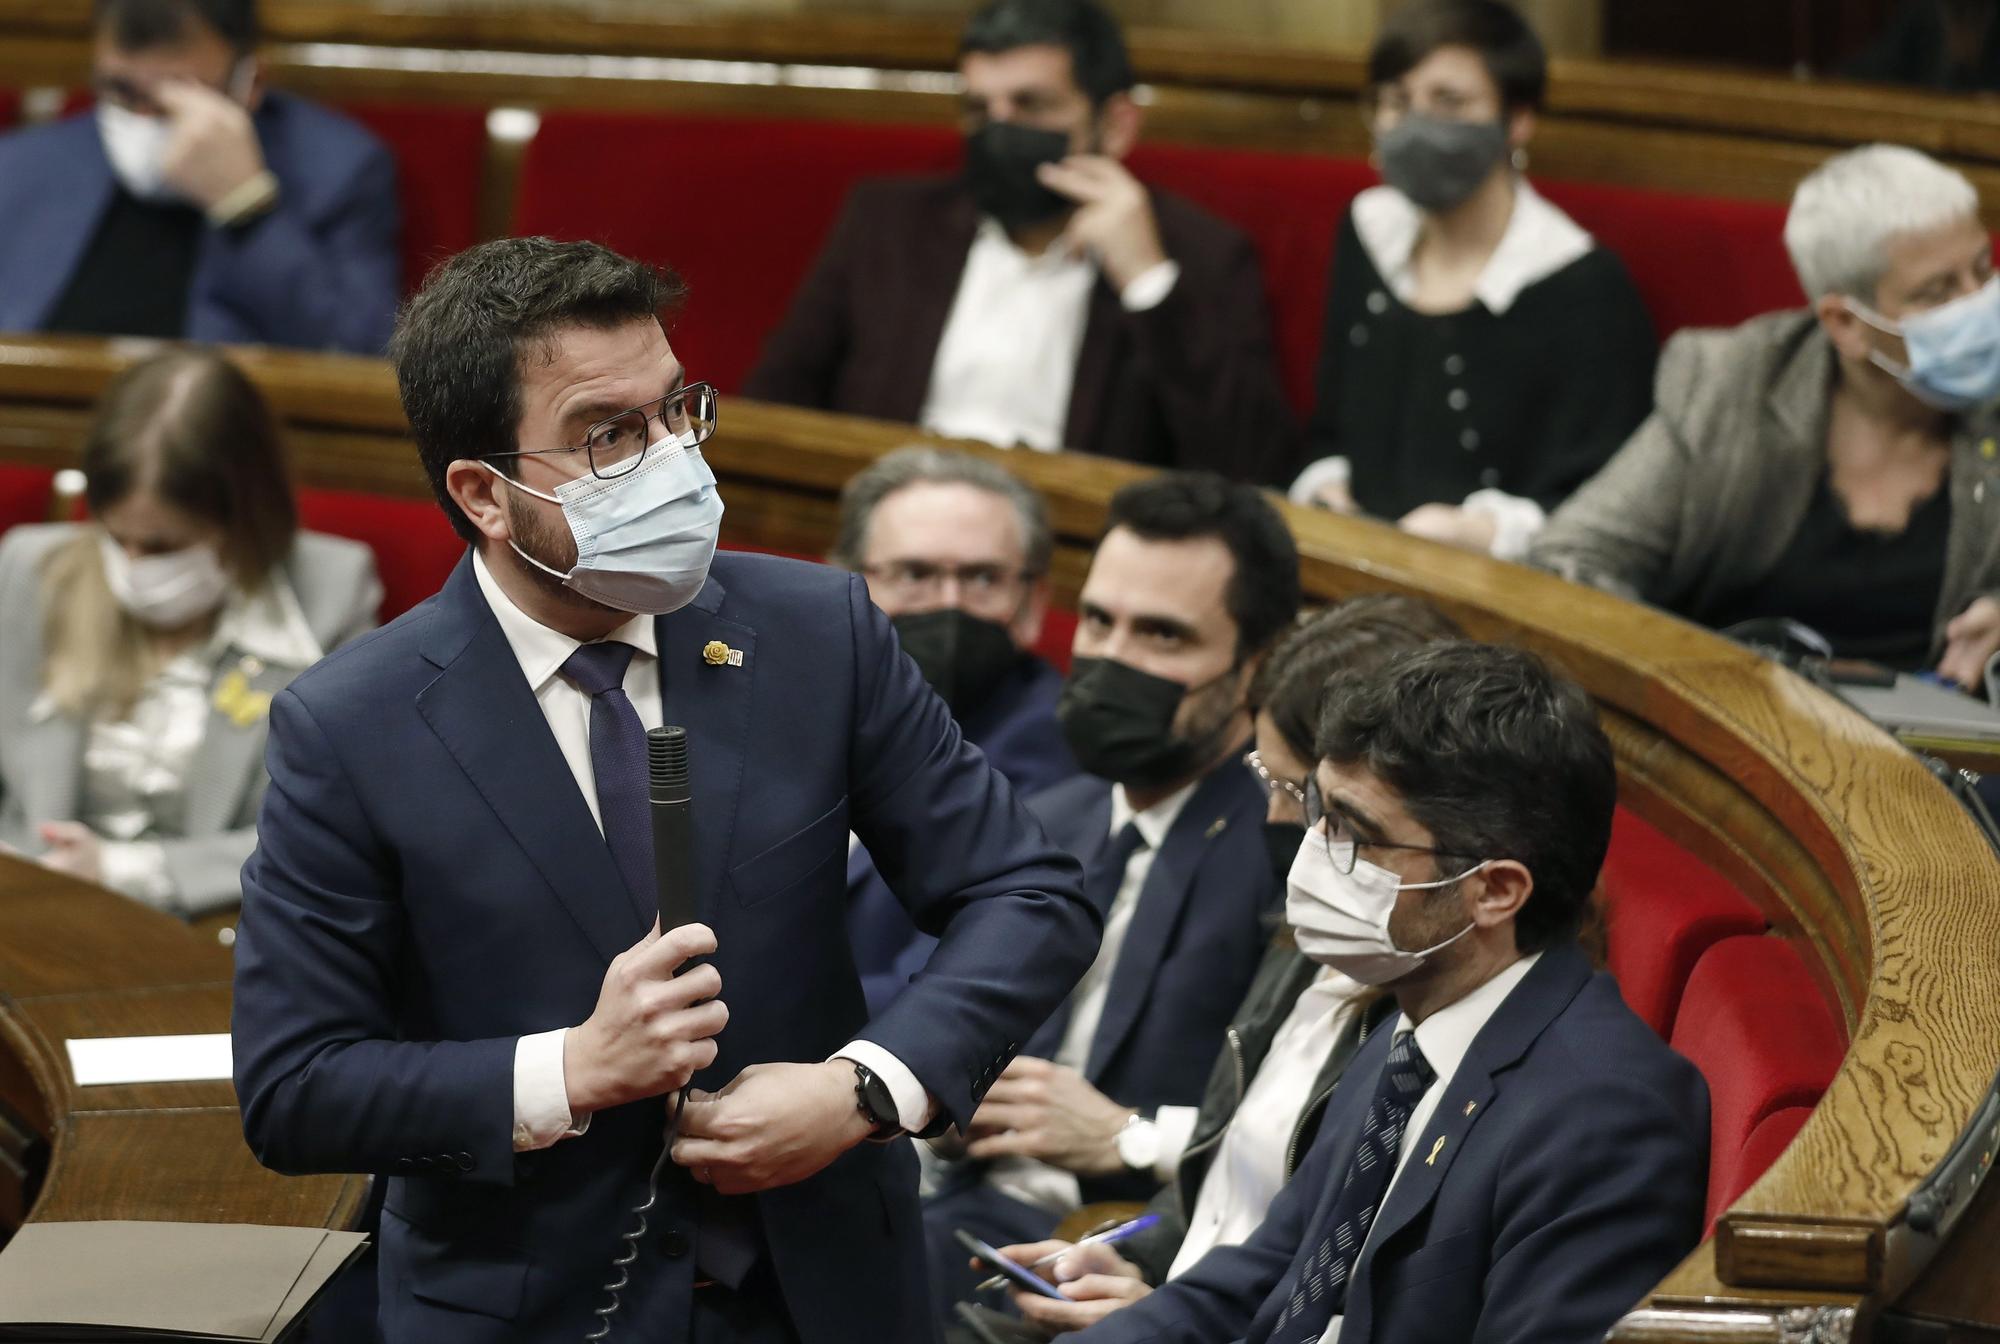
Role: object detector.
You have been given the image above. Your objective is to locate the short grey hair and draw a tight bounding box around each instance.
[1784,144,1981,302]
[830,445,1054,576]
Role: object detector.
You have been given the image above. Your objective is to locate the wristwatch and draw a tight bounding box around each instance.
[1115,1112,1161,1174]
[851,1061,903,1142]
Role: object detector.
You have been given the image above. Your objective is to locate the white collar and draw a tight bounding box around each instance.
[1351,179,1594,316]
[472,548,658,693]
[1110,776,1200,851]
[212,567,322,668]
[972,216,1094,277]
[1398,950,1543,1087]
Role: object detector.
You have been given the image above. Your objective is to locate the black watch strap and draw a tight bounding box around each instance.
[851,1061,902,1140]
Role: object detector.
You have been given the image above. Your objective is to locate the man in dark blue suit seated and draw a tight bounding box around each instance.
[0,0,399,353]
[230,236,1098,1343]
[922,472,1300,1316]
[832,445,1082,1016]
[1038,642,1709,1344]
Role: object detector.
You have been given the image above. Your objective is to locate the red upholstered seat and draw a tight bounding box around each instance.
[297,488,465,622]
[0,89,19,129]
[0,464,54,536]
[337,103,490,294]
[1600,806,1768,1037]
[1670,935,1847,1227]
[514,113,960,394]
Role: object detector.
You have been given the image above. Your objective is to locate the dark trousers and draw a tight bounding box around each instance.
[691,1260,802,1344]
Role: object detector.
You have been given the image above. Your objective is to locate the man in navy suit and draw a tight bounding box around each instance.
[0,0,399,353]
[230,236,1097,1343]
[1046,643,1709,1344]
[922,473,1299,1315]
[831,445,1080,1015]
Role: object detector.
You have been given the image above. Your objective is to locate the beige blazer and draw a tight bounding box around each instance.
[1530,309,2000,662]
[0,523,381,914]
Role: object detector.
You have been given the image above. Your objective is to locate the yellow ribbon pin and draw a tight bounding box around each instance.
[212,667,273,729]
[1425,1135,1447,1166]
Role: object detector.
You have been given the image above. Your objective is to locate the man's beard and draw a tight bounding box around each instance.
[504,491,604,612]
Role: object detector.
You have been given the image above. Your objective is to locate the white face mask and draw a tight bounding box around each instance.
[95,57,256,203]
[100,534,232,629]
[1285,830,1483,985]
[489,432,724,616]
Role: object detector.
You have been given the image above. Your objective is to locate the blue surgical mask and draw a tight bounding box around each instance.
[488,433,724,615]
[1850,276,2000,411]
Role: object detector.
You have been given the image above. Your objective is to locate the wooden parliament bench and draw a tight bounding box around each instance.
[0,333,1995,1341]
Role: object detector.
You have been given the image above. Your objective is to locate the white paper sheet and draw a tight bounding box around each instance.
[66,1032,233,1086]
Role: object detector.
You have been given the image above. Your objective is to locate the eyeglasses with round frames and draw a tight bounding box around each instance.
[1303,774,1457,875]
[488,382,719,482]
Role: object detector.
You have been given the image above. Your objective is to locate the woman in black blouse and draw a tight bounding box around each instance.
[1291,0,1657,561]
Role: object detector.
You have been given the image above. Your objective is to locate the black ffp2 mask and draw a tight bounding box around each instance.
[892,608,1021,719]
[1057,656,1235,791]
[964,122,1074,232]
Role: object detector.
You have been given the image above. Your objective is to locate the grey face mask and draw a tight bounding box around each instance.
[1375,114,1509,213]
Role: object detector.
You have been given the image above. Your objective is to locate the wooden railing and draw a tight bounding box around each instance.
[0,333,1995,1338]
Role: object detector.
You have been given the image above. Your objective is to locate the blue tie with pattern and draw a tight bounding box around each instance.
[559,640,652,926]
[1272,1031,1436,1343]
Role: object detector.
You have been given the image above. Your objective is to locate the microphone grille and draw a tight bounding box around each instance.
[648,725,690,801]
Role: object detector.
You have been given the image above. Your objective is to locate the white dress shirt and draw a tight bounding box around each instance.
[1288,180,1595,561]
[920,217,1180,452]
[1167,967,1367,1278]
[1318,951,1542,1343]
[984,780,1196,1214]
[470,553,933,1152]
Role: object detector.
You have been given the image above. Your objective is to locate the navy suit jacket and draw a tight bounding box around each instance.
[231,552,1096,1343]
[1025,759,1276,1116]
[0,92,399,353]
[848,654,1078,1015]
[1074,943,1710,1344]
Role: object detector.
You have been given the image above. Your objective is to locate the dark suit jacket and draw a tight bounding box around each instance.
[745,175,1300,484]
[231,552,1096,1343]
[848,654,1078,1016]
[1023,759,1278,1201]
[0,92,400,353]
[1074,943,1709,1344]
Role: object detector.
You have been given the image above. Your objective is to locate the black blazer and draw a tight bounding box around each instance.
[746,175,1301,484]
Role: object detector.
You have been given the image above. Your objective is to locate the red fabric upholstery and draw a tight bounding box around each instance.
[297,488,465,622]
[1670,935,1847,1227]
[1599,806,1768,1038]
[1727,1104,1814,1209]
[0,465,54,536]
[514,113,960,394]
[337,102,490,294]
[0,89,18,129]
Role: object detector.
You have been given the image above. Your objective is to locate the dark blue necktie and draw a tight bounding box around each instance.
[1085,820,1147,918]
[1272,1032,1436,1342]
[559,640,652,927]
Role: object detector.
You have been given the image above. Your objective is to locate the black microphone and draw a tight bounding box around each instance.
[646,726,698,934]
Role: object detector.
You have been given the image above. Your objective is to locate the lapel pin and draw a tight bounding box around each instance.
[702,640,742,668]
[1463,1101,1477,1117]
[1204,817,1228,839]
[1982,437,1996,460]
[1425,1135,1447,1166]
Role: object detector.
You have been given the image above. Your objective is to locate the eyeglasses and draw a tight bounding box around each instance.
[859,560,1035,609]
[490,383,719,482]
[1242,750,1307,809]
[1303,775,1455,876]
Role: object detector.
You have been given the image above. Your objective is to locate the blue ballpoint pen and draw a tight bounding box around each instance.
[975,1213,1162,1293]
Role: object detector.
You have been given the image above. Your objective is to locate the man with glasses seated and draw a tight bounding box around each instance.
[0,0,399,353]
[919,471,1297,1322]
[832,447,1081,1016]
[1046,642,1707,1344]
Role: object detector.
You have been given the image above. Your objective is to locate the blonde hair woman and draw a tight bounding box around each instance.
[0,349,379,915]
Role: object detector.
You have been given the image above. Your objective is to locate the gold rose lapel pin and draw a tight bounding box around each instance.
[702,640,743,668]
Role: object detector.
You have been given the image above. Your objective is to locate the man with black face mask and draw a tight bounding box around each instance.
[919,471,1300,1321]
[832,446,1080,1015]
[746,0,1298,485]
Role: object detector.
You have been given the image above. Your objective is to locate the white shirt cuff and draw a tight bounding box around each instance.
[1150,1104,1201,1182]
[1461,488,1547,562]
[512,1027,589,1152]
[1119,260,1181,313]
[1288,455,1352,507]
[833,1041,937,1133]
[97,839,176,911]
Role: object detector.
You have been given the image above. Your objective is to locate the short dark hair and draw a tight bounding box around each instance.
[958,0,1136,105]
[1103,472,1300,659]
[389,237,686,543]
[1369,0,1548,112]
[1316,642,1615,954]
[94,0,259,53]
[1249,595,1464,760]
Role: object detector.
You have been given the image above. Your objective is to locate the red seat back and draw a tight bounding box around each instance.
[1669,934,1847,1226]
[337,102,490,295]
[514,113,961,394]
[0,465,54,537]
[1599,806,1769,1037]
[297,488,465,622]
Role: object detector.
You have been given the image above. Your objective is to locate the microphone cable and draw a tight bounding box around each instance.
[585,1084,691,1342]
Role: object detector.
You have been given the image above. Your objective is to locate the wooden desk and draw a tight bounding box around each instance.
[0,334,1995,1341]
